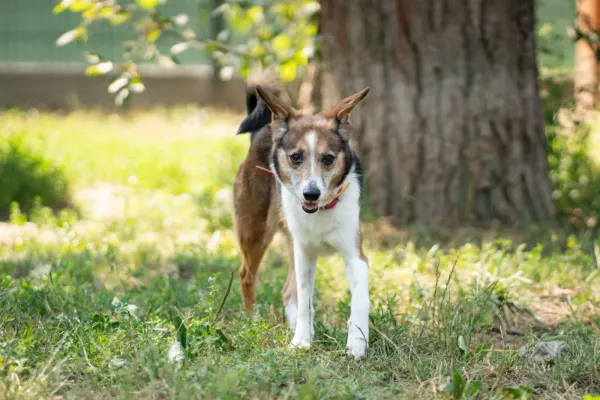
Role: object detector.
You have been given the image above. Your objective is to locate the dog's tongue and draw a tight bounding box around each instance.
[302,201,318,209]
[302,201,319,213]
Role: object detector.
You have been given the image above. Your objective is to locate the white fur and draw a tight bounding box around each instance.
[285,299,297,332]
[302,131,326,195]
[306,131,317,174]
[278,167,370,359]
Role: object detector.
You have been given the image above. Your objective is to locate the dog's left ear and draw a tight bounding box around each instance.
[255,86,296,121]
[321,87,370,123]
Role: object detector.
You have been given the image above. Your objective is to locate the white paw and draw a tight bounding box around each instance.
[346,338,367,359]
[289,334,311,350]
[346,323,368,359]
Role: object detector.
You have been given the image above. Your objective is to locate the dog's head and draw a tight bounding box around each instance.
[255,86,369,213]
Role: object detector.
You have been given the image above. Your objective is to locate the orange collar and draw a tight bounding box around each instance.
[255,165,274,175]
[321,182,350,210]
[255,165,350,210]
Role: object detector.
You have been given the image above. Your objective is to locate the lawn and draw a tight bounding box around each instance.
[1,108,599,399]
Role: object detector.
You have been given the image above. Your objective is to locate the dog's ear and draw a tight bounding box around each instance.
[321,87,370,123]
[255,86,296,121]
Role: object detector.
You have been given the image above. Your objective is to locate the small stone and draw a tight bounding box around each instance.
[532,340,570,362]
[168,341,185,363]
[519,340,570,363]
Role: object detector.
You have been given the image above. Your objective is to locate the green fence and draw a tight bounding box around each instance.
[0,0,216,64]
[0,1,575,70]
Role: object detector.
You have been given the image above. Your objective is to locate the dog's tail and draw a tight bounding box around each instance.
[236,70,283,138]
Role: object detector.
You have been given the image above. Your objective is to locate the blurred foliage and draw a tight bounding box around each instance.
[536,0,575,71]
[212,1,318,81]
[547,119,600,235]
[540,69,600,238]
[52,0,319,105]
[0,131,71,217]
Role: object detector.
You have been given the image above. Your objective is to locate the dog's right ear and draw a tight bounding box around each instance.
[255,86,296,122]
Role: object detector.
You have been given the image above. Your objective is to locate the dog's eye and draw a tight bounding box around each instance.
[289,152,303,164]
[322,154,336,166]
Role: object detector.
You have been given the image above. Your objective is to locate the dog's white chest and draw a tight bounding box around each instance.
[280,178,361,257]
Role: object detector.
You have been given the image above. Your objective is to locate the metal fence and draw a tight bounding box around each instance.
[0,0,216,64]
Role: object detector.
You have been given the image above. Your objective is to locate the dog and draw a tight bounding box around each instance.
[233,73,370,358]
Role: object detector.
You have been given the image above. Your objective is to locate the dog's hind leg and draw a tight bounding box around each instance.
[233,164,279,316]
[238,235,272,315]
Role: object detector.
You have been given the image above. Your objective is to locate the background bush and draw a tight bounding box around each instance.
[0,132,71,218]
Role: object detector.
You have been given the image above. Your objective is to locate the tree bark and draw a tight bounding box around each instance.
[318,0,554,227]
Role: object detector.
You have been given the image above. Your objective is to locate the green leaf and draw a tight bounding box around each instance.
[84,52,101,64]
[84,61,113,76]
[458,335,467,355]
[172,14,188,26]
[466,381,482,398]
[181,29,196,40]
[109,10,131,25]
[297,383,317,400]
[170,42,189,55]
[272,34,292,52]
[442,370,466,400]
[147,29,161,43]
[249,44,265,58]
[108,77,129,94]
[129,77,145,93]
[115,88,131,107]
[280,62,297,82]
[492,385,532,400]
[175,315,187,348]
[246,6,264,23]
[55,27,86,47]
[69,0,92,12]
[136,0,159,10]
[157,55,177,67]
[53,0,70,14]
[216,30,229,42]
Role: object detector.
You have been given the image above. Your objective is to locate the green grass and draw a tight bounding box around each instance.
[1,109,600,399]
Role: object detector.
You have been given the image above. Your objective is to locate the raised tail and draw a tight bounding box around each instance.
[235,70,284,139]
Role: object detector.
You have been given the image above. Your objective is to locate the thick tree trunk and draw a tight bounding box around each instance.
[318,0,554,227]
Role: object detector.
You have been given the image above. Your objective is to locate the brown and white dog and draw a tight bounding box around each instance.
[233,74,370,358]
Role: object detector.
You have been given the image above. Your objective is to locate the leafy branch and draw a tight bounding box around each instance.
[53,0,319,105]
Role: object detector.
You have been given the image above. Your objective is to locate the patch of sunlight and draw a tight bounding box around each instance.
[587,116,600,165]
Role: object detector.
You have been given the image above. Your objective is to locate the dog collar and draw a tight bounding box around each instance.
[255,165,350,211]
[255,165,275,175]
[321,182,350,210]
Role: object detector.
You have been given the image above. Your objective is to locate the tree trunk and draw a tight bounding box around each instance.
[318,0,554,227]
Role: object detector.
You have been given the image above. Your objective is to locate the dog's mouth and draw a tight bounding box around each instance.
[301,201,319,214]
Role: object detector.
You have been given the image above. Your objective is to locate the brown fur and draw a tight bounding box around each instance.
[357,231,368,263]
[233,127,283,314]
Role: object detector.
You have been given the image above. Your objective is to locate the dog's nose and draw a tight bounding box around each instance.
[303,182,321,201]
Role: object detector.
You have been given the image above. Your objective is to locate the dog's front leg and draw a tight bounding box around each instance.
[345,256,370,359]
[289,243,316,350]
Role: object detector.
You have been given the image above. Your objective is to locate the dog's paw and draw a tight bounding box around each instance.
[346,322,368,359]
[289,335,311,350]
[346,339,367,359]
